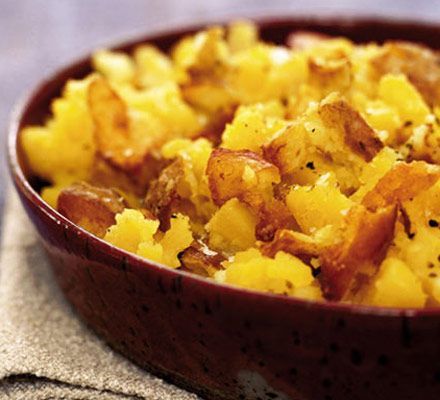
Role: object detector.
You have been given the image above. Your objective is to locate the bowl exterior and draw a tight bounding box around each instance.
[9,16,440,400]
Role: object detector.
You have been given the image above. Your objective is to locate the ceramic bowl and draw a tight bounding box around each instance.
[8,16,440,400]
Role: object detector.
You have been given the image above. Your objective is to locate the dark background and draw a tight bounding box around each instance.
[1,0,440,229]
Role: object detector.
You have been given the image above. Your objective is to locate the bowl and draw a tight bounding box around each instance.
[8,16,440,400]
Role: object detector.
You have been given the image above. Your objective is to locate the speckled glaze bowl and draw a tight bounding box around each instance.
[8,16,440,400]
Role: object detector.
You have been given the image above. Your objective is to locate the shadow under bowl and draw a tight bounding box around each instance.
[7,15,440,400]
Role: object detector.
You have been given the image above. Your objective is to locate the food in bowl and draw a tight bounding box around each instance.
[20,20,440,307]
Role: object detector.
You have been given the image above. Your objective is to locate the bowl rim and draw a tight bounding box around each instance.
[8,14,440,318]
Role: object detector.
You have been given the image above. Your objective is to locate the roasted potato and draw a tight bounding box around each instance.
[58,182,127,238]
[320,204,397,300]
[262,122,310,177]
[179,240,225,276]
[362,161,440,210]
[260,229,322,262]
[144,158,195,230]
[206,148,280,206]
[318,95,383,161]
[206,148,295,240]
[371,41,440,107]
[88,77,153,170]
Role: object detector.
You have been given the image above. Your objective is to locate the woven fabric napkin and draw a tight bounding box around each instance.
[0,190,199,400]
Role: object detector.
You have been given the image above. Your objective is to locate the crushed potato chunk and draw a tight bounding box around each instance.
[216,249,314,296]
[105,209,193,267]
[365,258,427,308]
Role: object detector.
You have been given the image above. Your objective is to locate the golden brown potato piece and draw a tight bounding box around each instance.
[178,240,225,276]
[88,77,150,170]
[320,204,397,300]
[403,124,440,165]
[262,122,309,176]
[309,55,352,93]
[319,96,383,161]
[362,161,440,210]
[260,229,322,263]
[90,156,139,195]
[57,182,127,238]
[256,199,298,242]
[287,30,331,50]
[207,148,280,206]
[90,153,165,197]
[206,148,296,241]
[144,158,195,230]
[371,41,440,106]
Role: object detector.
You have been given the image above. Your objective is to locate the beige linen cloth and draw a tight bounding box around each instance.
[0,190,199,400]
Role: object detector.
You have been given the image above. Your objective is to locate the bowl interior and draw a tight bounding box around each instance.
[9,15,440,317]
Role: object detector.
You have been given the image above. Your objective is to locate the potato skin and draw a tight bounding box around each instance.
[255,199,298,242]
[179,240,225,276]
[57,182,127,238]
[88,78,132,166]
[308,55,352,94]
[318,97,383,162]
[90,153,165,198]
[88,77,157,173]
[262,122,309,177]
[144,158,195,231]
[371,41,440,106]
[320,204,397,301]
[362,161,440,210]
[260,229,321,263]
[206,148,296,240]
[206,148,280,206]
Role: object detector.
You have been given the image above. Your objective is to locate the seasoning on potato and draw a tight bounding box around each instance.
[21,20,440,307]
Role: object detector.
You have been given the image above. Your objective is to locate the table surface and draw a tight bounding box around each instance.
[1,0,440,238]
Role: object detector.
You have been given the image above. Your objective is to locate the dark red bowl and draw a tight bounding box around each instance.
[8,16,440,400]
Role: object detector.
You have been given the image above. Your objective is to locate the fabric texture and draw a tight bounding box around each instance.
[0,191,198,400]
